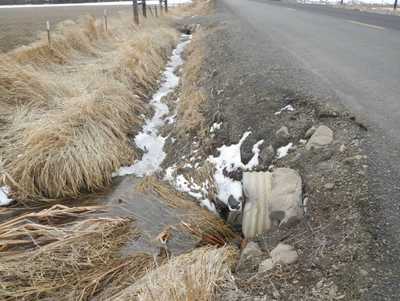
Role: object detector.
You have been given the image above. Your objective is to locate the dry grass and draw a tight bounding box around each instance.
[176,27,207,138]
[0,204,138,301]
[135,176,237,246]
[0,12,179,202]
[112,246,238,301]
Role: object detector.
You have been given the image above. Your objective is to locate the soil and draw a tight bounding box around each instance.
[161,3,372,299]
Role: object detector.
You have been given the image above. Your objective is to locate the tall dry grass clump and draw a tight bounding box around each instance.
[176,27,207,137]
[112,246,238,301]
[0,12,179,202]
[0,204,156,301]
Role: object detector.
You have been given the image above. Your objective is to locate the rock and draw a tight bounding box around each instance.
[228,195,241,210]
[259,145,275,168]
[339,144,346,153]
[305,125,333,150]
[236,241,263,273]
[318,105,339,118]
[276,126,290,139]
[305,126,316,139]
[275,126,290,147]
[242,168,303,239]
[324,182,334,190]
[258,258,274,272]
[270,243,298,264]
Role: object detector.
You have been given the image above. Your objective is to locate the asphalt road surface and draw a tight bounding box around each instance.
[218,0,400,299]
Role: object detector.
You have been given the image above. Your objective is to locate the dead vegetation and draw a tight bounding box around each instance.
[136,176,237,246]
[176,27,208,138]
[0,13,179,202]
[0,205,140,300]
[113,246,238,301]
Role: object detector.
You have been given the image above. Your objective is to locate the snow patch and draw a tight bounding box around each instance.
[208,132,264,208]
[210,122,222,133]
[113,34,191,177]
[274,104,294,115]
[277,142,293,159]
[0,186,12,206]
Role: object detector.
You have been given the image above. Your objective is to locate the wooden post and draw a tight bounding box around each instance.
[103,9,108,32]
[133,0,139,25]
[394,0,398,10]
[142,0,147,17]
[165,0,168,12]
[46,20,51,48]
[159,0,163,14]
[155,5,158,17]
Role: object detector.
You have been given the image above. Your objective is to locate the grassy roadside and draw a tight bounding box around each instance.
[0,12,179,203]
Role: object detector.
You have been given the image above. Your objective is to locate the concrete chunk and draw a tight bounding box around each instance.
[242,168,303,239]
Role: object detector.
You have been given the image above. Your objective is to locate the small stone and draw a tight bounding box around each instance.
[305,126,316,139]
[276,126,290,139]
[305,125,333,150]
[316,280,324,289]
[324,183,335,190]
[270,243,298,264]
[259,145,275,168]
[228,195,241,210]
[258,258,274,272]
[360,269,368,276]
[339,144,346,153]
[236,241,263,273]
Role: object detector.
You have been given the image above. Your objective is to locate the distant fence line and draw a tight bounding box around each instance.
[0,0,130,5]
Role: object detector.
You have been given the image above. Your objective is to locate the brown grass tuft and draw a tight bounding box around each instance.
[112,246,238,301]
[0,13,179,202]
[135,176,237,246]
[176,27,207,138]
[0,205,137,301]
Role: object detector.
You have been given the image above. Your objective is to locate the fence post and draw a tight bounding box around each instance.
[165,0,168,12]
[142,0,147,17]
[103,9,108,32]
[148,6,153,16]
[159,0,163,13]
[133,0,139,25]
[46,20,51,48]
[155,5,158,17]
[395,0,398,10]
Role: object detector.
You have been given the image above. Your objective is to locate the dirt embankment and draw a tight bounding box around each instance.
[165,4,371,300]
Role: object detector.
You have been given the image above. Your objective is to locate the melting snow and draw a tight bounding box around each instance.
[113,34,191,177]
[165,132,264,212]
[276,142,293,159]
[210,122,222,133]
[208,132,263,208]
[274,104,294,115]
[0,186,12,206]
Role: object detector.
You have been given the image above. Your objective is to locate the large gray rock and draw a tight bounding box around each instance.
[276,126,290,139]
[305,125,333,150]
[242,168,303,239]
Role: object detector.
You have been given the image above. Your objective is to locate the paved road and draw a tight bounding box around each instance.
[219,0,400,299]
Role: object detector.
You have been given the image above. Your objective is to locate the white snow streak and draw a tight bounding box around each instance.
[276,142,293,159]
[113,34,191,177]
[0,186,12,206]
[274,104,294,115]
